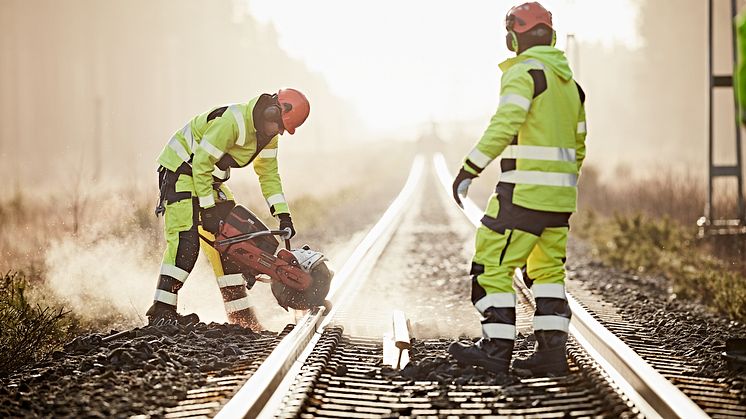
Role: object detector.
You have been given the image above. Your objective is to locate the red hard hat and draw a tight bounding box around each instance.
[506,2,553,34]
[277,88,310,135]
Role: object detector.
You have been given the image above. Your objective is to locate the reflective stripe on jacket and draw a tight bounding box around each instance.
[463,46,587,213]
[156,95,289,216]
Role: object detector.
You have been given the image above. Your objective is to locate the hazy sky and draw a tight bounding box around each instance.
[245,0,641,137]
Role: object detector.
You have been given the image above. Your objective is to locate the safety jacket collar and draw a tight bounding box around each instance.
[499,46,573,81]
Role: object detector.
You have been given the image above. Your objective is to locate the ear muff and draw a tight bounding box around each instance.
[509,31,518,52]
[550,30,556,47]
[262,104,281,123]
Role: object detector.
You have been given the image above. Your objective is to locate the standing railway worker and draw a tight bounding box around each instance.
[147,88,310,330]
[448,2,587,376]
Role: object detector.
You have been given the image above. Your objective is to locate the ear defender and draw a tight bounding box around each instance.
[263,104,281,122]
[510,31,518,52]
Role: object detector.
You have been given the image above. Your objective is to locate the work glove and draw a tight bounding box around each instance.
[277,213,296,239]
[201,206,223,235]
[452,168,477,208]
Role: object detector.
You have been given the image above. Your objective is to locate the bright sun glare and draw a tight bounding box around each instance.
[245,0,641,137]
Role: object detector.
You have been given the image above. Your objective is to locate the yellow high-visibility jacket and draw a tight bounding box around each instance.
[157,94,289,216]
[463,46,587,213]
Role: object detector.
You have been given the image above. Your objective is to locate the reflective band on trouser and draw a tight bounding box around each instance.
[154,289,177,306]
[217,274,245,288]
[482,323,516,340]
[160,264,189,282]
[500,170,578,187]
[199,194,215,208]
[474,292,515,315]
[499,94,531,111]
[534,315,571,332]
[577,121,586,134]
[200,140,224,160]
[266,194,286,206]
[229,105,246,146]
[224,296,252,313]
[257,148,278,159]
[501,145,576,162]
[212,167,230,181]
[467,148,493,169]
[532,283,567,300]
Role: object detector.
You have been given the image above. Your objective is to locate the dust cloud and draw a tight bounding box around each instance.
[43,228,301,329]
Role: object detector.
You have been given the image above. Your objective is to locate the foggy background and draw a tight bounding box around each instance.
[1,0,744,325]
[0,0,362,187]
[1,0,743,189]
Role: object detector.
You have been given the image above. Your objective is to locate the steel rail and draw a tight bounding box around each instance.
[432,153,708,419]
[215,154,425,419]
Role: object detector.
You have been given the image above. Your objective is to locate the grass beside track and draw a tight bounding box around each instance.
[0,271,70,375]
[566,164,746,323]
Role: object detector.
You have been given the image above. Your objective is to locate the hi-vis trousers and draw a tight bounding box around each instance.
[153,167,259,328]
[470,187,572,342]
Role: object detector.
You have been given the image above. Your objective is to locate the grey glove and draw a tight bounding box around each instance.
[452,168,477,208]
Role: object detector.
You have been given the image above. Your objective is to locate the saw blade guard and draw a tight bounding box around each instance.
[213,205,334,310]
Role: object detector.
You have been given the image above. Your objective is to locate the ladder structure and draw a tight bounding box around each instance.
[701,0,746,236]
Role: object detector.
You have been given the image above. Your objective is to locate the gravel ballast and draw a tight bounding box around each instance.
[1,322,278,418]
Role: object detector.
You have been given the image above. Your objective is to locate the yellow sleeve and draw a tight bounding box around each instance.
[253,136,289,216]
[462,67,533,176]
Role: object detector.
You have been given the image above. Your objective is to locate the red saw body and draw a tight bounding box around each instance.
[212,205,332,310]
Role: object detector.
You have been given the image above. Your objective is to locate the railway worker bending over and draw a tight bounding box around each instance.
[147,88,310,331]
[449,2,587,376]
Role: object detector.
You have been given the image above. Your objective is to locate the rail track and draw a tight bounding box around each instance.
[8,154,744,418]
[163,152,730,419]
[170,153,745,418]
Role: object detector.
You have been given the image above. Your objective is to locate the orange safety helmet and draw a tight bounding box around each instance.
[277,88,310,135]
[505,2,553,34]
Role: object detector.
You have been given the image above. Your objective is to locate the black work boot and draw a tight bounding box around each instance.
[512,330,569,376]
[449,338,514,374]
[146,301,200,326]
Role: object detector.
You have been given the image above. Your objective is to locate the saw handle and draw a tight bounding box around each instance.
[215,229,290,247]
[281,227,293,250]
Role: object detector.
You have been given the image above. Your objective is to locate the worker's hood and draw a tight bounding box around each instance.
[499,46,573,81]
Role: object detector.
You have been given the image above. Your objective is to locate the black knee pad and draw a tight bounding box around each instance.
[176,229,200,272]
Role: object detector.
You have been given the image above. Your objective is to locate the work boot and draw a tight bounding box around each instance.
[512,331,569,376]
[227,307,263,332]
[448,338,514,374]
[146,301,200,326]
